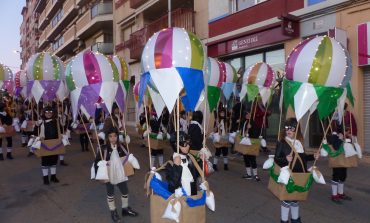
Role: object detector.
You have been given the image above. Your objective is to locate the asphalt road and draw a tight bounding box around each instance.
[1,128,370,223]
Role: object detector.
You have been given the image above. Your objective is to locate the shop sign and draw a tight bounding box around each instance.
[358,22,370,66]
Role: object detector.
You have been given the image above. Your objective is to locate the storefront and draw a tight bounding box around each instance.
[207,19,299,141]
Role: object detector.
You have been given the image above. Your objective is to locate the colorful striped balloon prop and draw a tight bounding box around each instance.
[240,62,275,106]
[206,57,224,112]
[112,55,131,101]
[220,61,237,101]
[139,27,206,112]
[26,52,66,102]
[284,36,353,121]
[65,50,121,119]
[15,70,28,97]
[0,63,14,95]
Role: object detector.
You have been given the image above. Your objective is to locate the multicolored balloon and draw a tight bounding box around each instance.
[15,70,28,97]
[220,61,237,101]
[140,27,205,112]
[26,52,65,102]
[0,63,14,95]
[285,36,351,88]
[65,50,122,119]
[112,55,131,93]
[206,57,225,112]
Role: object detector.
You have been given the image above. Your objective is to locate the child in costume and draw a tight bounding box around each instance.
[94,127,138,223]
[149,111,164,168]
[240,112,260,181]
[35,106,61,185]
[212,109,230,171]
[166,131,202,196]
[179,110,188,134]
[0,102,14,160]
[328,125,353,204]
[274,118,319,223]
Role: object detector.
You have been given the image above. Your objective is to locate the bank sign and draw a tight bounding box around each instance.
[358,22,370,66]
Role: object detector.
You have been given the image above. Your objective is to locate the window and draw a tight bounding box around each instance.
[266,49,285,72]
[307,0,326,6]
[52,36,64,51]
[245,53,263,70]
[51,9,63,28]
[231,0,267,12]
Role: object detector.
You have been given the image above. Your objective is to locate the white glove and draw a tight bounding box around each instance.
[174,188,184,198]
[240,137,252,145]
[260,138,267,147]
[320,148,328,157]
[119,134,124,143]
[200,182,208,191]
[98,132,105,140]
[128,154,140,169]
[263,155,275,170]
[277,166,290,185]
[0,126,5,133]
[157,132,163,140]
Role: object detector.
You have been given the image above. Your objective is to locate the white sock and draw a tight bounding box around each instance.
[331,181,338,196]
[51,166,56,175]
[121,194,128,208]
[107,196,116,211]
[290,203,300,220]
[223,157,228,164]
[151,156,156,168]
[7,148,12,153]
[213,156,218,165]
[29,147,34,152]
[42,167,49,176]
[0,148,2,154]
[252,168,258,176]
[59,155,64,161]
[158,155,164,166]
[338,183,344,194]
[246,167,252,176]
[281,203,290,221]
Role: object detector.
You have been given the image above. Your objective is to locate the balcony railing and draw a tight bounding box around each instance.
[91,42,114,55]
[91,2,113,19]
[63,0,75,16]
[64,25,76,44]
[130,0,147,9]
[124,8,194,59]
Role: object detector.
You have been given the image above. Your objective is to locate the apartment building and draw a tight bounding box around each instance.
[206,0,370,151]
[113,0,209,123]
[20,0,114,65]
[20,0,40,69]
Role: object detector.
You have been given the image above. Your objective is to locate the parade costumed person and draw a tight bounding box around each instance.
[149,110,164,168]
[239,111,260,181]
[36,106,61,185]
[179,110,188,134]
[0,102,14,160]
[188,110,203,151]
[94,127,138,223]
[212,108,229,171]
[251,99,271,153]
[167,131,202,196]
[327,125,353,204]
[274,118,319,223]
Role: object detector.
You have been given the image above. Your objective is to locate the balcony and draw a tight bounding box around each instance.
[38,9,47,29]
[123,7,194,60]
[130,0,147,9]
[91,42,114,55]
[54,25,78,57]
[76,2,113,39]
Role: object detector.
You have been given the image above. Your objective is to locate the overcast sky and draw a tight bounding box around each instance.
[0,1,24,72]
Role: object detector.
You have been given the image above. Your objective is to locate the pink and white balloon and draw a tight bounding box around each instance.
[15,70,28,97]
[65,50,122,119]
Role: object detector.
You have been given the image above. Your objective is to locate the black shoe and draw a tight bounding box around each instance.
[331,195,343,204]
[60,160,68,166]
[6,153,13,160]
[242,174,252,180]
[27,152,34,157]
[122,207,138,217]
[22,143,27,147]
[291,217,302,223]
[281,220,289,223]
[262,147,270,153]
[50,175,60,183]
[224,164,229,171]
[43,176,50,185]
[212,164,218,171]
[0,154,3,161]
[110,210,121,223]
[254,175,261,182]
[339,194,352,201]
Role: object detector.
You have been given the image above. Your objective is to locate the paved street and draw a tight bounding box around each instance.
[1,128,370,223]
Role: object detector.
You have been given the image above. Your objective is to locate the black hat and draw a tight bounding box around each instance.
[105,127,119,136]
[0,102,5,111]
[43,106,54,112]
[192,110,203,124]
[170,131,190,153]
[284,118,298,129]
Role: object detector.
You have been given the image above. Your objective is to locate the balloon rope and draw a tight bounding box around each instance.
[277,103,283,141]
[259,101,271,137]
[203,92,207,149]
[215,101,220,134]
[92,120,104,161]
[143,98,152,168]
[79,112,96,158]
[244,99,256,137]
[288,121,300,170]
[121,111,130,153]
[327,117,333,133]
[37,103,40,136]
[31,99,34,121]
[313,113,336,167]
[303,112,311,138]
[177,96,180,154]
[237,99,243,132]
[61,100,65,134]
[252,99,258,122]
[349,107,353,138]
